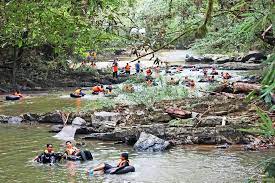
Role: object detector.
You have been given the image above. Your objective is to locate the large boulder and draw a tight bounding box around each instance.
[92,111,121,128]
[133,132,171,152]
[22,113,39,121]
[8,116,23,124]
[0,115,10,123]
[72,117,86,126]
[241,51,267,63]
[219,62,263,70]
[39,111,64,123]
[50,125,64,132]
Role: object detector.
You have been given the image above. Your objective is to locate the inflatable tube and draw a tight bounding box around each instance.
[5,95,20,101]
[66,150,93,161]
[111,166,135,175]
[70,93,85,98]
[210,72,219,75]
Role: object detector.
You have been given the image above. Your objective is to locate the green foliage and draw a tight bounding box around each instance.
[126,85,188,109]
[168,118,194,127]
[240,107,275,137]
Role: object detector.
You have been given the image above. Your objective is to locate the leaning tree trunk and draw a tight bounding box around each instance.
[12,47,17,89]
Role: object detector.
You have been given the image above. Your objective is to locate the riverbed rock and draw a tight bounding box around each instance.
[133,132,171,152]
[72,117,86,126]
[185,56,213,63]
[8,116,23,124]
[195,116,224,127]
[219,62,262,70]
[50,125,63,132]
[39,111,64,123]
[92,111,121,128]
[0,115,10,123]
[241,51,267,63]
[23,113,39,121]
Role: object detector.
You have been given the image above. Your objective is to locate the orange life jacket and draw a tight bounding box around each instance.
[125,65,131,71]
[92,86,103,92]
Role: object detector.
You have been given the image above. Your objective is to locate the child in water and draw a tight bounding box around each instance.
[89,152,130,175]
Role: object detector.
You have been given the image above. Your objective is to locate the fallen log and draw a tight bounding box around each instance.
[166,108,192,119]
[0,87,8,93]
[232,82,261,94]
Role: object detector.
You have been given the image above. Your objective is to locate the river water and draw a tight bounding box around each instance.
[0,50,272,182]
[0,124,273,183]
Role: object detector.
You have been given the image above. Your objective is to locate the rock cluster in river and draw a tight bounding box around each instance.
[185,51,267,64]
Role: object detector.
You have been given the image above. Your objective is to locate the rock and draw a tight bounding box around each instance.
[241,51,267,63]
[133,132,171,152]
[8,116,23,124]
[23,113,39,121]
[195,116,224,127]
[0,115,10,123]
[148,112,172,123]
[185,56,213,63]
[92,111,121,128]
[166,108,192,119]
[214,56,234,64]
[39,111,64,123]
[76,127,97,134]
[219,62,262,70]
[50,125,63,132]
[72,117,86,126]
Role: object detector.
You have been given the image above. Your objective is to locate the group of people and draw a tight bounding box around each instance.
[73,84,113,97]
[35,141,131,175]
[112,59,142,79]
[35,141,88,164]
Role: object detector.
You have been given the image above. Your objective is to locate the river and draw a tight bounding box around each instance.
[0,50,272,182]
[0,124,273,183]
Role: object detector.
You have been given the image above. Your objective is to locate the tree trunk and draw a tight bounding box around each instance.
[232,82,261,94]
[12,47,17,89]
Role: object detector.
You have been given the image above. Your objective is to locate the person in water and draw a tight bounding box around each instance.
[14,90,23,97]
[35,144,60,164]
[135,61,141,74]
[92,85,104,95]
[74,88,85,96]
[106,84,113,94]
[90,152,130,175]
[64,141,88,161]
[113,63,118,79]
[125,63,131,76]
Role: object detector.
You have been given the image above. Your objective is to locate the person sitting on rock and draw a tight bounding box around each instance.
[89,152,130,175]
[92,85,104,95]
[182,76,190,84]
[202,68,208,77]
[106,84,113,94]
[34,144,60,165]
[208,75,215,82]
[190,66,199,71]
[210,67,218,75]
[187,80,195,87]
[222,72,232,79]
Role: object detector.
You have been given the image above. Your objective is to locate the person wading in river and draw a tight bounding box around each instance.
[125,63,131,76]
[113,63,118,79]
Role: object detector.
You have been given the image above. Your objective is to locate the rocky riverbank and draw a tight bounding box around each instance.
[1,95,274,150]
